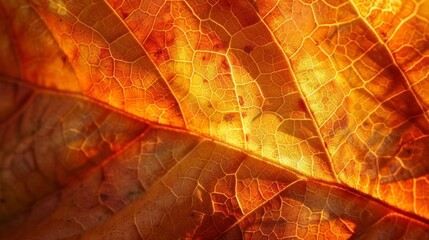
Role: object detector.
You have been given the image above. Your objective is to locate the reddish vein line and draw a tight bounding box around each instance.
[246,1,340,183]
[2,75,428,226]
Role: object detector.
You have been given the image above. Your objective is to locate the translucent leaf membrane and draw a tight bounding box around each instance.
[251,0,429,219]
[27,0,186,126]
[352,0,429,108]
[27,0,337,180]
[0,0,79,90]
[2,119,427,239]
[0,0,428,239]
[0,125,200,240]
[0,79,147,222]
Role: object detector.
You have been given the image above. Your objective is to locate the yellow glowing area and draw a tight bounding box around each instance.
[48,0,68,16]
[248,113,281,158]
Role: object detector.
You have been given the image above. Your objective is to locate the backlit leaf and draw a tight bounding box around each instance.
[0,0,428,239]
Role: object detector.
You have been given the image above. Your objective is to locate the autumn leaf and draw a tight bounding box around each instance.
[0,0,428,239]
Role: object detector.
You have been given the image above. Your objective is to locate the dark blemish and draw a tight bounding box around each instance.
[0,198,5,203]
[224,113,235,122]
[238,96,244,106]
[61,55,67,63]
[298,99,307,112]
[380,31,388,41]
[100,193,109,201]
[203,79,209,84]
[220,59,229,71]
[251,112,262,122]
[324,141,328,148]
[59,18,63,22]
[202,55,207,61]
[403,147,413,156]
[243,45,253,54]
[214,43,223,50]
[190,213,194,217]
[119,9,130,19]
[208,103,213,108]
[128,191,141,197]
[245,134,250,142]
[314,40,319,46]
[154,48,163,57]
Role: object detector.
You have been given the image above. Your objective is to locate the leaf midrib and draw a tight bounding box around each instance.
[2,75,428,227]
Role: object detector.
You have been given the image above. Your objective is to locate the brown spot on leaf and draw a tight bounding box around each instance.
[128,191,141,198]
[224,113,235,122]
[150,46,170,64]
[154,48,163,57]
[118,9,130,19]
[100,193,109,202]
[238,96,244,106]
[243,45,253,54]
[298,98,307,112]
[213,42,224,51]
[144,31,172,64]
[220,59,230,71]
[401,146,414,157]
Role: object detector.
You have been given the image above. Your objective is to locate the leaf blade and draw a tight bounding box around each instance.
[0,0,428,239]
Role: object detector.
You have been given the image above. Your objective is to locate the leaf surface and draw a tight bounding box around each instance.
[0,0,428,239]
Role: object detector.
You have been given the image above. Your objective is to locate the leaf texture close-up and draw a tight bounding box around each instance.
[0,0,429,239]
